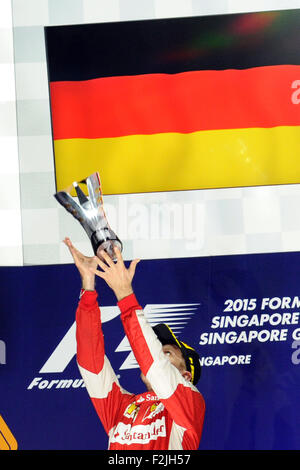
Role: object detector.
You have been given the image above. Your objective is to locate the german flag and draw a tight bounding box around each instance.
[45,10,300,195]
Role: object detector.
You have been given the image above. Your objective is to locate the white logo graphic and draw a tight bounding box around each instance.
[136,396,146,403]
[39,306,119,373]
[110,417,166,445]
[39,303,198,373]
[142,402,164,422]
[115,303,199,369]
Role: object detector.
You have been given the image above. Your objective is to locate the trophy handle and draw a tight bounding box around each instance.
[54,190,84,221]
[54,190,94,237]
[54,172,123,261]
[92,230,123,262]
[86,172,103,210]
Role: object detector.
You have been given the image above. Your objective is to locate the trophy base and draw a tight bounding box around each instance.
[91,228,122,262]
[95,239,122,262]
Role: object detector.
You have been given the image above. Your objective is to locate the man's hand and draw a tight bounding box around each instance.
[63,237,98,290]
[92,246,140,301]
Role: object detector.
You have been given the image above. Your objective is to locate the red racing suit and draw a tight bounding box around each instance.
[76,289,205,450]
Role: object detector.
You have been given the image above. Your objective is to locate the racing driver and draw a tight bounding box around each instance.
[64,237,205,450]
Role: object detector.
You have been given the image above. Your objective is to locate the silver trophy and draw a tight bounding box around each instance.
[54,172,122,261]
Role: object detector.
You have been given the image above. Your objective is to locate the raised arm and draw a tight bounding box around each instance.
[118,293,205,444]
[64,238,133,436]
[92,247,205,444]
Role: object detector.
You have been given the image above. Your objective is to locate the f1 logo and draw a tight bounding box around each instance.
[0,415,18,450]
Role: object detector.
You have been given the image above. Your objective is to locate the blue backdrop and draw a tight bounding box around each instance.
[1,250,300,449]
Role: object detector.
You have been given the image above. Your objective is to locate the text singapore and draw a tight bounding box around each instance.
[199,328,289,345]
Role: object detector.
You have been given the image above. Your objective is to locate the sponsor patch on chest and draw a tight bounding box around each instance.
[110,416,166,445]
[142,402,164,421]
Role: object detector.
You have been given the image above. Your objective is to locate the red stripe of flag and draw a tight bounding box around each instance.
[50,65,300,140]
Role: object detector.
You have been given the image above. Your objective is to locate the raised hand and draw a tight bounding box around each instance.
[91,246,140,301]
[63,237,98,290]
